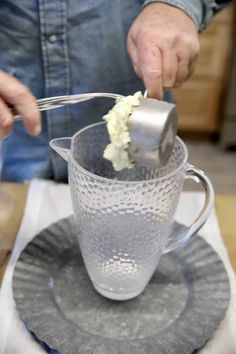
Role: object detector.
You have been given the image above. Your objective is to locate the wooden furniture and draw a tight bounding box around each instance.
[174,4,235,133]
[0,183,28,282]
[0,183,235,285]
[215,195,236,272]
[220,31,236,148]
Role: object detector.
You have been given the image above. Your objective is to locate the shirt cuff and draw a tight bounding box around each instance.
[142,0,212,31]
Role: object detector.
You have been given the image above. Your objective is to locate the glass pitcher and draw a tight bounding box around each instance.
[50,122,214,301]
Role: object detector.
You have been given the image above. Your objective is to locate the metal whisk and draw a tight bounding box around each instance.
[13,92,177,168]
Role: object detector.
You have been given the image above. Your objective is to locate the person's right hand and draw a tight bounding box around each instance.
[127,3,200,99]
[0,70,41,139]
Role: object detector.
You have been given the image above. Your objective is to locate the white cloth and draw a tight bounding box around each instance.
[0,180,235,354]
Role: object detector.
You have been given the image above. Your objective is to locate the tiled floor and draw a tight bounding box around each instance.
[184,141,236,194]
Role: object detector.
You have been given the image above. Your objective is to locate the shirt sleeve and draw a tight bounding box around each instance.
[142,0,232,31]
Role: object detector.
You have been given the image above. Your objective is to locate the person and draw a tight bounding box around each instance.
[0,0,231,182]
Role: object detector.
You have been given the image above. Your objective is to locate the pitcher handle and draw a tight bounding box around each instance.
[163,164,215,254]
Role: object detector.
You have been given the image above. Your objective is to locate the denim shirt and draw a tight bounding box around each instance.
[144,0,231,31]
[0,0,230,182]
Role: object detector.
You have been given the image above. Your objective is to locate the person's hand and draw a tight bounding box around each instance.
[127,3,200,99]
[0,70,41,139]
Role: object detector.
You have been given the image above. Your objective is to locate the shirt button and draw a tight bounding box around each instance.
[48,34,57,43]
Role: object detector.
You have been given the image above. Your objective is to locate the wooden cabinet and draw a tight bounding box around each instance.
[174,4,235,133]
[220,35,236,148]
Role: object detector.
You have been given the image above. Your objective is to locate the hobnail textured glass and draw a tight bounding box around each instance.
[69,123,187,300]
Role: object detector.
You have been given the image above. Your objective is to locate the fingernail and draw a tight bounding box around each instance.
[0,128,11,140]
[33,123,41,136]
[164,83,174,89]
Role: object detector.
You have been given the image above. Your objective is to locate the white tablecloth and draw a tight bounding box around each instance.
[0,180,235,354]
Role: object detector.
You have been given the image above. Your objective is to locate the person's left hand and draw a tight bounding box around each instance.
[127,3,200,99]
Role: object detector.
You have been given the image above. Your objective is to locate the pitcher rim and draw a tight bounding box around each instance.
[69,121,188,183]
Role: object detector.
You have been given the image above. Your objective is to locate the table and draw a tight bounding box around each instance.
[0,181,236,354]
[0,182,236,285]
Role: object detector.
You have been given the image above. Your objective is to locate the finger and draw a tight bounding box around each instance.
[0,97,13,139]
[174,54,190,88]
[0,70,41,135]
[127,36,142,77]
[138,43,163,99]
[162,50,178,90]
[186,58,196,80]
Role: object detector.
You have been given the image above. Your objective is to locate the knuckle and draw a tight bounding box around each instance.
[0,107,12,127]
[168,32,182,48]
[139,27,155,41]
[8,83,31,102]
[0,110,12,127]
[184,36,200,56]
[183,35,193,47]
[1,118,12,129]
[172,32,199,53]
[139,30,160,50]
[145,68,162,79]
[139,40,152,54]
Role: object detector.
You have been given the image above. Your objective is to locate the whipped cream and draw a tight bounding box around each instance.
[103,91,142,171]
